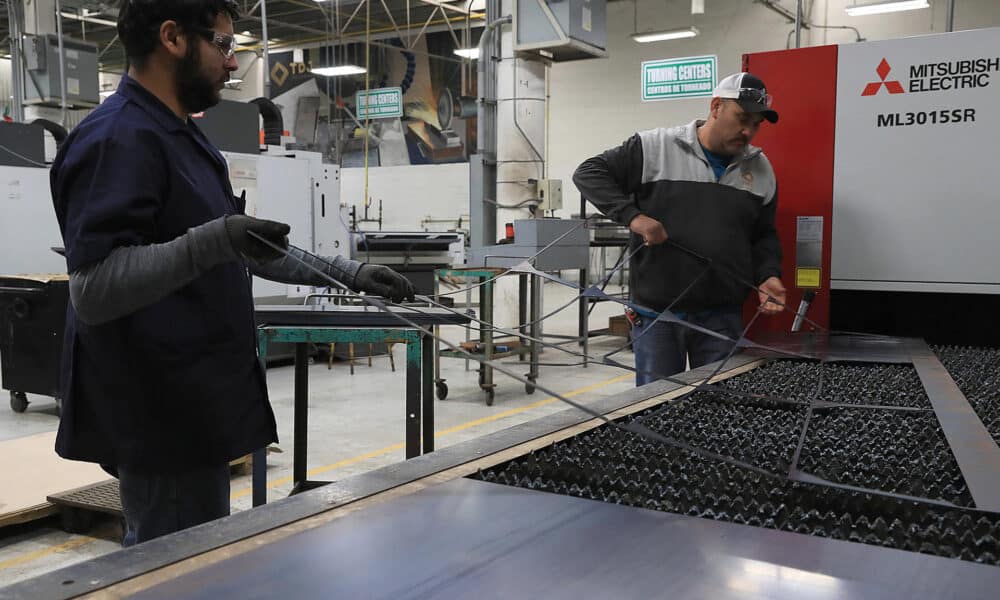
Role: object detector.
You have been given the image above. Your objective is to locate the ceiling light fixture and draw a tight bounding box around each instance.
[311,65,367,77]
[845,0,929,16]
[631,27,699,43]
[453,47,479,59]
[59,12,118,27]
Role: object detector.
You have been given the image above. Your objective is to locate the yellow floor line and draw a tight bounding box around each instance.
[0,535,99,571]
[230,372,633,500]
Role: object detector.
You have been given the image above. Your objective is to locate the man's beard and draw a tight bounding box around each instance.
[176,45,221,115]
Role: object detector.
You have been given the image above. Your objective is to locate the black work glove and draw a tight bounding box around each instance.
[224,215,291,263]
[354,264,416,302]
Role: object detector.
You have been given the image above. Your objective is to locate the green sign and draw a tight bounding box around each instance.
[641,55,717,102]
[355,87,403,119]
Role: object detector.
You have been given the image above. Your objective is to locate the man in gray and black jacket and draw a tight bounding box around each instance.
[573,72,786,385]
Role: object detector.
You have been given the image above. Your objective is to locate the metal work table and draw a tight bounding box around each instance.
[8,343,1000,599]
[252,305,469,506]
[3,356,739,600]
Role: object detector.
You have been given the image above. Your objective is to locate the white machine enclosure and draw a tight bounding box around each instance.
[831,27,1000,294]
[0,151,349,305]
[0,166,65,277]
[224,149,350,302]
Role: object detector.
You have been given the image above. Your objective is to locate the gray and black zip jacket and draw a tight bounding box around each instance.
[573,120,782,313]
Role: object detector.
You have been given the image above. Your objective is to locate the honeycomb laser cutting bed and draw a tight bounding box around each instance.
[6,335,1000,599]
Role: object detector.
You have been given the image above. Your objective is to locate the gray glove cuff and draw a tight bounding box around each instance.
[251,247,363,290]
[188,217,240,270]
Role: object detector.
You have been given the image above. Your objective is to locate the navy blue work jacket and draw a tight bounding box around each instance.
[51,74,277,470]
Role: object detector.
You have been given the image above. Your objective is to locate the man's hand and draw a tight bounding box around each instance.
[757,276,786,315]
[355,264,416,303]
[224,215,291,263]
[629,214,668,246]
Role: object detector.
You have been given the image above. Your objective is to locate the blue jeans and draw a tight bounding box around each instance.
[117,463,230,546]
[631,307,744,387]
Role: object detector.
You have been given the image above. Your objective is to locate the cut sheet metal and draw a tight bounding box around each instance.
[910,341,1000,512]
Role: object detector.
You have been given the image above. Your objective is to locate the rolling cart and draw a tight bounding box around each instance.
[0,275,68,414]
[433,268,540,405]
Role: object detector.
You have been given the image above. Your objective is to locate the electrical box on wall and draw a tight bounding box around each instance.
[514,0,607,61]
[23,34,100,108]
[536,179,563,211]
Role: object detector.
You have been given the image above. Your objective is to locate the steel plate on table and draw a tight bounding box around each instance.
[132,478,1000,600]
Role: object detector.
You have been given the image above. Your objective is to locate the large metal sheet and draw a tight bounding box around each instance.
[910,340,1000,512]
[131,478,1000,600]
[746,331,922,363]
[0,359,749,600]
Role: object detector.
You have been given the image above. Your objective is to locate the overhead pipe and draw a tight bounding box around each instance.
[261,0,271,98]
[476,14,511,156]
[54,0,69,126]
[794,0,802,48]
[7,0,25,122]
[31,118,68,147]
[250,97,284,146]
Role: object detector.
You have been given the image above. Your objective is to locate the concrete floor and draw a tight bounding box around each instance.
[0,281,635,588]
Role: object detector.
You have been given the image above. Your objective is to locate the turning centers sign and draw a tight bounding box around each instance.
[355,87,404,119]
[641,55,718,102]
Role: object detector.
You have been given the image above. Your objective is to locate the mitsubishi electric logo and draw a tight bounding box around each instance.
[862,58,905,96]
[863,56,999,98]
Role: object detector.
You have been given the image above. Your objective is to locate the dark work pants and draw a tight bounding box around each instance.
[631,306,744,387]
[117,463,231,547]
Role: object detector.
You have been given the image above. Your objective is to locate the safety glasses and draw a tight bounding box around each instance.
[737,87,773,108]
[192,27,238,59]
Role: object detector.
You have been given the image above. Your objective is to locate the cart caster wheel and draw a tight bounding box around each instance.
[10,391,28,413]
[486,390,494,406]
[525,380,536,395]
[435,382,449,400]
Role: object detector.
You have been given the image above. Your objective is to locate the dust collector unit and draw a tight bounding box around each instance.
[23,34,100,108]
[514,0,607,61]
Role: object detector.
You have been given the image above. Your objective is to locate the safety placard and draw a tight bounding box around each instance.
[796,267,822,289]
[795,216,823,289]
[355,87,403,119]
[641,55,717,102]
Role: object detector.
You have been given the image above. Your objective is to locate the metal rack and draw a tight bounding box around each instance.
[433,268,540,406]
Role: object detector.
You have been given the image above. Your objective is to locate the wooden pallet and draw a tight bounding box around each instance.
[0,503,60,529]
[229,453,253,477]
[0,432,108,529]
[0,431,264,531]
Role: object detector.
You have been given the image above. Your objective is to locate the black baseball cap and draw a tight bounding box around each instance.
[712,72,779,124]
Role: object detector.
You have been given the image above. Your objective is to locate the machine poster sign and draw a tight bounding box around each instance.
[355,87,404,120]
[641,55,717,102]
[832,28,1000,293]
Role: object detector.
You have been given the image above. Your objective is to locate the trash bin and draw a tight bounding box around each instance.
[0,275,68,414]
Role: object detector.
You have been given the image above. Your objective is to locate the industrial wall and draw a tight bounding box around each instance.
[548,0,1000,218]
[344,0,1000,232]
[5,1,999,234]
[341,163,470,233]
